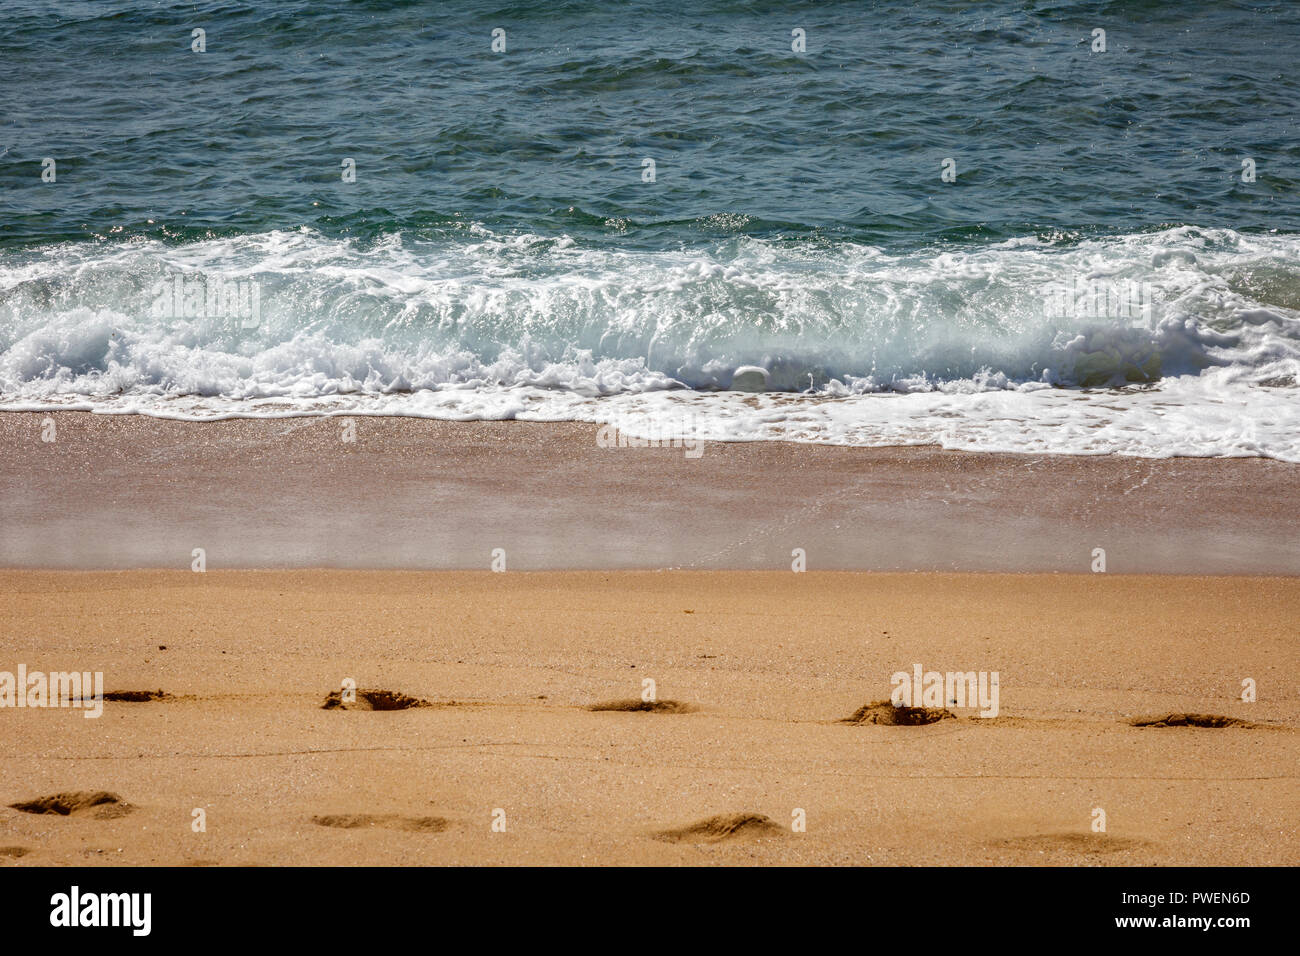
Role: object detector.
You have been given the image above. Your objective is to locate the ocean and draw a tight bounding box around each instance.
[2,0,1298,458]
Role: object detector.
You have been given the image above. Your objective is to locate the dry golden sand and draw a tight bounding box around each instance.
[1,570,1296,866]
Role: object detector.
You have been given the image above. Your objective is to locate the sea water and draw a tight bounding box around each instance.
[2,0,1297,458]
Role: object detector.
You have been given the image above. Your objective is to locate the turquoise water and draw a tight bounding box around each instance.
[1,1,1298,457]
[3,0,1297,245]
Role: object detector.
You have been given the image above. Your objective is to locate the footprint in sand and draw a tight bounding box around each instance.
[1127,713,1256,728]
[653,813,783,844]
[991,833,1147,856]
[587,699,694,714]
[8,791,134,819]
[841,700,955,726]
[311,813,450,833]
[0,846,31,858]
[321,688,431,711]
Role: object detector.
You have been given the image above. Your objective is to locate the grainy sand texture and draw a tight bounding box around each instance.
[1,569,1296,866]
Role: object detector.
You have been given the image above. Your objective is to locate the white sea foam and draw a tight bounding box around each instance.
[1,225,1297,459]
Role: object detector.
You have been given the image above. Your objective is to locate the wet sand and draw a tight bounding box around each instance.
[1,411,1297,572]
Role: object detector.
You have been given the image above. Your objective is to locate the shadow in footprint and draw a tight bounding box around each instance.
[8,791,133,819]
[0,847,30,858]
[311,813,450,833]
[653,813,783,844]
[841,700,955,726]
[587,699,694,714]
[1128,713,1254,728]
[322,689,430,711]
[103,690,170,702]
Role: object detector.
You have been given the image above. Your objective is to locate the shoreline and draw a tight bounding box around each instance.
[3,411,1298,573]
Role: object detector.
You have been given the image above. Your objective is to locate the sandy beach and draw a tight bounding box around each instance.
[2,430,1297,866]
